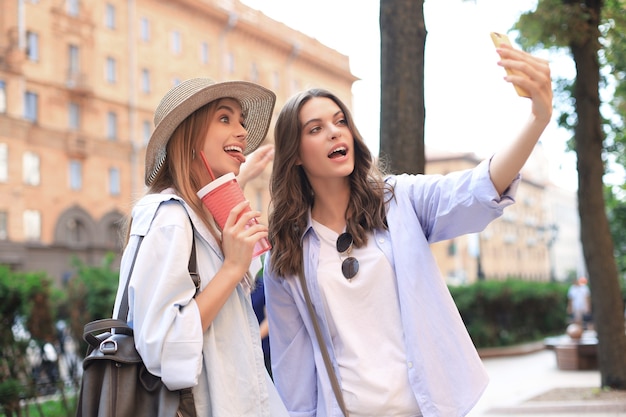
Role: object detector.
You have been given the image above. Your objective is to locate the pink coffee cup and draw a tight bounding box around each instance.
[197,172,271,258]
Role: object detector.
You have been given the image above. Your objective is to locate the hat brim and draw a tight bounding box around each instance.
[145,79,275,186]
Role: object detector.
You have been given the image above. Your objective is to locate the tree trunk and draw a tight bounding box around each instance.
[379,0,426,174]
[573,0,626,389]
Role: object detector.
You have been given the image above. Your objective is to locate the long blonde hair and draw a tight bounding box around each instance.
[268,89,392,277]
[123,101,221,244]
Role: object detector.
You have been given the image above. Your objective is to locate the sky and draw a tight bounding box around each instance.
[241,0,579,191]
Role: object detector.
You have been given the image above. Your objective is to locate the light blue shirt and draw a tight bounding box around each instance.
[264,159,519,417]
[113,190,288,416]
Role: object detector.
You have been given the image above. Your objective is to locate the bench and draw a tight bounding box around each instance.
[544,332,598,370]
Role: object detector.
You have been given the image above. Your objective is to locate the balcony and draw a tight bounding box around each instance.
[66,134,87,158]
[65,72,92,95]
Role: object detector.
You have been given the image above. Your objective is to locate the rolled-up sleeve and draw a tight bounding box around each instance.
[390,158,519,243]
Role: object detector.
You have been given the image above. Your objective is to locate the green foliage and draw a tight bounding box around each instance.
[22,396,70,417]
[0,266,59,415]
[450,279,569,348]
[606,185,626,280]
[0,257,119,416]
[515,0,598,50]
[0,379,22,415]
[70,253,119,320]
[63,253,120,354]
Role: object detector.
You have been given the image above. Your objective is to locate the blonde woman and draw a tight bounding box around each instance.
[113,78,287,416]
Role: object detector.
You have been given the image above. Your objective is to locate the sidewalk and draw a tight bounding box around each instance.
[467,348,626,417]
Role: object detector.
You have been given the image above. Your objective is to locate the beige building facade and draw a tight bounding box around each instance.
[0,0,356,284]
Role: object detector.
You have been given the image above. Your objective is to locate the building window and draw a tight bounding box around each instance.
[140,17,150,41]
[141,69,150,93]
[171,31,182,55]
[272,71,280,91]
[107,111,117,140]
[69,160,82,190]
[107,221,120,248]
[105,3,116,29]
[65,218,87,246]
[250,62,259,82]
[225,52,234,74]
[26,31,39,61]
[24,91,38,122]
[109,167,120,196]
[106,57,117,83]
[0,80,6,113]
[68,102,80,130]
[24,210,41,241]
[23,151,40,185]
[68,44,79,75]
[0,211,7,240]
[290,79,300,95]
[200,42,209,64]
[67,0,79,16]
[143,120,151,145]
[0,143,7,182]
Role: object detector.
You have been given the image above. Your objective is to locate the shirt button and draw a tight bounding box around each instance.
[379,238,385,243]
[407,361,413,368]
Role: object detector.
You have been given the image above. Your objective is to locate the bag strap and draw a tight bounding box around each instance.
[116,236,145,321]
[117,225,200,321]
[189,235,200,296]
[298,265,349,417]
[83,318,133,348]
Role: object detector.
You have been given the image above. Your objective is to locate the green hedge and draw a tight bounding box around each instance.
[449,279,569,348]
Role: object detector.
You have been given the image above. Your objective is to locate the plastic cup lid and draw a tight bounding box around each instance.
[197,172,236,198]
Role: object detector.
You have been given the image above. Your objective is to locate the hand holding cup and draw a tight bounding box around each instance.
[197,172,271,258]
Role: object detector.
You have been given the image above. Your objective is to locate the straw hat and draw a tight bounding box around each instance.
[145,78,276,186]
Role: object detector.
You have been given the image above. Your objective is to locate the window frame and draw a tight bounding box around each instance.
[24,91,38,122]
[69,159,82,190]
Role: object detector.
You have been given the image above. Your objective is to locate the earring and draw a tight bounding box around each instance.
[192,149,196,159]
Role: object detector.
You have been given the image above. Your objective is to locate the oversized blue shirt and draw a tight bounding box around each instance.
[264,159,519,417]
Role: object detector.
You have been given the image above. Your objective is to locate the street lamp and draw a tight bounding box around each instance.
[538,224,559,282]
[468,232,485,281]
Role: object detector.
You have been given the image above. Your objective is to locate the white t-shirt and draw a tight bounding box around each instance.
[312,220,421,417]
[568,284,590,313]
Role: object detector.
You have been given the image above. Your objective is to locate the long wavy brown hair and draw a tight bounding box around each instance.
[122,101,222,244]
[268,88,392,277]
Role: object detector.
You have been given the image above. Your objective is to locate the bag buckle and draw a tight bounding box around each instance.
[99,339,118,354]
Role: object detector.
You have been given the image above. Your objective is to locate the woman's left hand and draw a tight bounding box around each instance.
[237,144,275,190]
[496,44,553,125]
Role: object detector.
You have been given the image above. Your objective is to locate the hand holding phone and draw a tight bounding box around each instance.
[490,32,530,98]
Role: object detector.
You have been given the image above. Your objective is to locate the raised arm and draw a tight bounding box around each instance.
[236,143,275,190]
[489,44,553,195]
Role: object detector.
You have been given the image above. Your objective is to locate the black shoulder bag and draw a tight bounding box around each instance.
[76,235,200,417]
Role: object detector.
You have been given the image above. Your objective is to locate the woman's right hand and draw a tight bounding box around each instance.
[195,201,268,330]
[220,200,268,277]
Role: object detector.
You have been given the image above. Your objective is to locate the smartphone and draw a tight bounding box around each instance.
[490,32,530,98]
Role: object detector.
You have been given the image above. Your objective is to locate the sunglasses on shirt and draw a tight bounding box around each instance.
[336,232,359,280]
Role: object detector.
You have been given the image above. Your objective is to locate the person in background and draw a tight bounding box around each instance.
[567,276,592,329]
[264,44,552,416]
[113,78,287,416]
[251,264,272,377]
